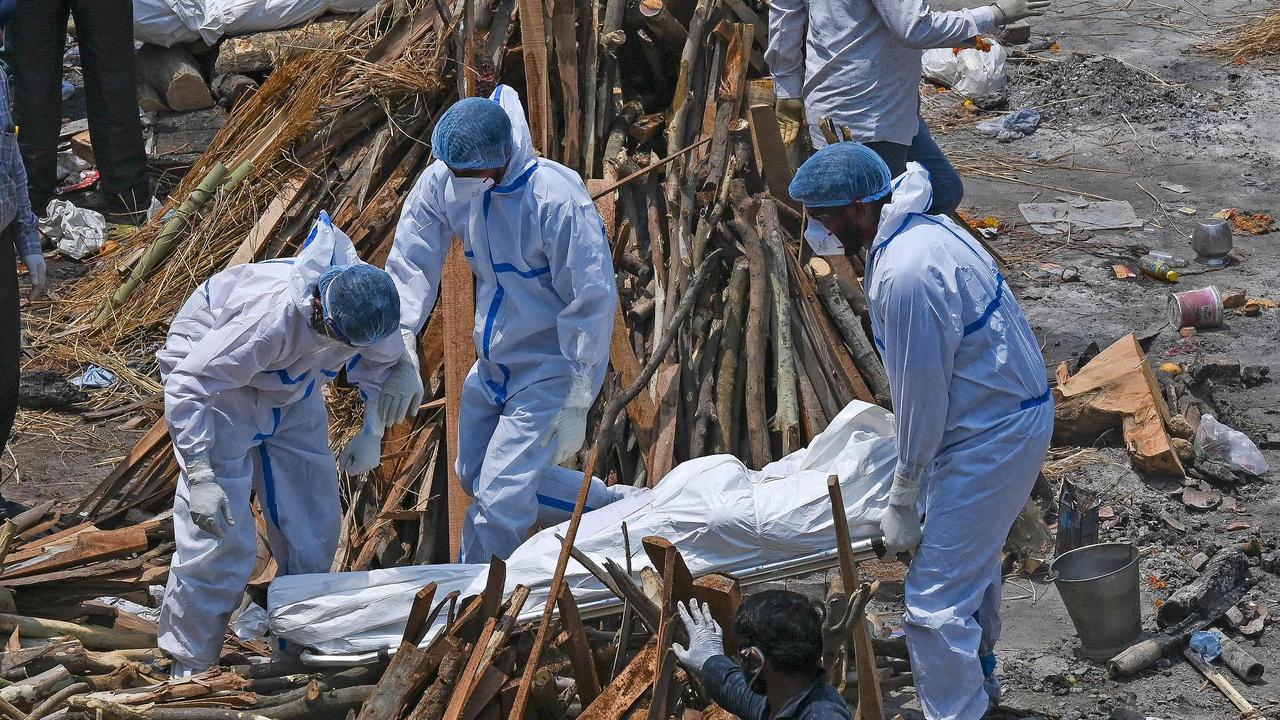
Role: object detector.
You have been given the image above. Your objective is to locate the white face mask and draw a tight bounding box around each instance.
[804,217,846,256]
[445,174,496,205]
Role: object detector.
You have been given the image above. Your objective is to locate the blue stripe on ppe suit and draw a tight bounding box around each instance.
[386,85,632,563]
[865,164,1054,720]
[156,217,402,671]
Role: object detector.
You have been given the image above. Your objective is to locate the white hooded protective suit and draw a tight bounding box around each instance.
[864,165,1053,720]
[386,86,621,563]
[157,214,401,669]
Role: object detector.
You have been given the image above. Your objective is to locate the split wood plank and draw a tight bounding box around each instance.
[518,0,552,153]
[827,476,883,720]
[648,364,681,487]
[610,305,658,446]
[550,0,581,170]
[2,526,149,579]
[692,573,743,656]
[578,640,659,720]
[355,583,439,720]
[557,585,602,706]
[747,104,800,211]
[75,418,169,518]
[1053,333,1184,477]
[227,178,306,267]
[645,538,690,720]
[442,239,476,559]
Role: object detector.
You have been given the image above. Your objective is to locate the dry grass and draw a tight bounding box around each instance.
[1197,12,1280,60]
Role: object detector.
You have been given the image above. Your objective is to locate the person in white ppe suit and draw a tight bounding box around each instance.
[380,86,628,564]
[765,0,1050,214]
[157,213,403,676]
[788,143,1053,720]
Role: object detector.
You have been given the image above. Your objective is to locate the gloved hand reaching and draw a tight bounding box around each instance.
[378,329,424,428]
[880,473,922,554]
[340,426,383,475]
[185,457,233,538]
[672,600,726,675]
[23,253,46,300]
[542,373,593,465]
[993,0,1050,24]
[776,97,805,147]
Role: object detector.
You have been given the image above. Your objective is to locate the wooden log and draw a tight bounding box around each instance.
[213,17,351,76]
[648,364,681,487]
[27,681,90,720]
[727,182,770,467]
[441,240,475,560]
[1182,648,1258,717]
[0,666,70,705]
[809,257,890,404]
[714,258,749,455]
[211,74,258,111]
[1157,548,1249,628]
[518,0,551,153]
[609,304,657,452]
[355,584,438,720]
[827,477,883,720]
[578,640,658,720]
[404,638,466,720]
[638,0,687,51]
[664,0,712,153]
[550,0,581,169]
[2,526,149,579]
[557,587,602,706]
[0,614,154,650]
[647,551,680,720]
[758,199,802,454]
[136,82,167,113]
[1054,334,1184,477]
[136,44,214,112]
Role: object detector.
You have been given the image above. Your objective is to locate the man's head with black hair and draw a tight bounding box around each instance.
[734,589,825,680]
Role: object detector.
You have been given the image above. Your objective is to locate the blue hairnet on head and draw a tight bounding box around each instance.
[789,142,893,208]
[317,264,401,347]
[431,97,514,170]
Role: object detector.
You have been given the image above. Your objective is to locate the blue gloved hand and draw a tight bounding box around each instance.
[378,330,424,428]
[672,600,725,675]
[185,457,233,538]
[542,373,593,464]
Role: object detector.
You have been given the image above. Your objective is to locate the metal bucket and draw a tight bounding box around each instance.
[1048,543,1141,660]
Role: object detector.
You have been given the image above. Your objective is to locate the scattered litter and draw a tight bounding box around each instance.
[1176,207,1198,216]
[1147,250,1187,268]
[1138,254,1178,283]
[1193,414,1269,476]
[1181,486,1222,511]
[70,365,117,389]
[38,199,108,260]
[1169,286,1223,328]
[1113,264,1136,279]
[1189,630,1222,662]
[1019,200,1143,234]
[1159,182,1191,194]
[1221,289,1247,308]
[975,108,1041,142]
[1214,208,1275,235]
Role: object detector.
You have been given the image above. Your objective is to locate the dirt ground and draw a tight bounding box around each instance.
[5,0,1279,717]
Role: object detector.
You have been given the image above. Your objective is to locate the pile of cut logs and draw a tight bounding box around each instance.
[9,0,946,714]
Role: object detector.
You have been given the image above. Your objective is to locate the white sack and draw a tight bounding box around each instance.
[269,400,898,656]
[922,41,1008,97]
[134,0,379,46]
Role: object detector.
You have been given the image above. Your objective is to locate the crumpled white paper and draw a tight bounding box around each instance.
[39,199,107,260]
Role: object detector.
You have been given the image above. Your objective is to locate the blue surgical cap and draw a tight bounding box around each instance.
[789,142,893,208]
[317,264,401,347]
[431,97,514,170]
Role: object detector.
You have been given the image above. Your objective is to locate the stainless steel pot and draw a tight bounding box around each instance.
[1191,217,1233,267]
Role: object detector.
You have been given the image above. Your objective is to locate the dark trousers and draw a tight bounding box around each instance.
[865,115,965,216]
[10,0,148,214]
[0,234,18,463]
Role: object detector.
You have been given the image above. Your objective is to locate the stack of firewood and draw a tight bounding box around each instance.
[7,0,927,714]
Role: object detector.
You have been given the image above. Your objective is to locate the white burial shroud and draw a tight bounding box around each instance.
[268,400,897,656]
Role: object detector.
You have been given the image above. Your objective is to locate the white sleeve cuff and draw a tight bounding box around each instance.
[887,469,922,506]
[772,75,804,101]
[969,5,998,34]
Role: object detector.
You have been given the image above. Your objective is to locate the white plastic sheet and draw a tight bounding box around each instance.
[134,0,378,46]
[269,400,898,655]
[39,200,107,260]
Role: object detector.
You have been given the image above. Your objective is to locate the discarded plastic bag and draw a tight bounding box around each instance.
[38,199,107,260]
[1189,630,1222,663]
[922,41,1008,97]
[1193,414,1269,476]
[976,109,1041,142]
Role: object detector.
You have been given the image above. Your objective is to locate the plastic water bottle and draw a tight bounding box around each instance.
[1139,254,1178,283]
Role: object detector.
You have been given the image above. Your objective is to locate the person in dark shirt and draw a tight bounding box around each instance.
[673,590,852,720]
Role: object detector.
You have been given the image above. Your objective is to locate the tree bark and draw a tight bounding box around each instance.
[714,258,749,455]
[758,199,801,454]
[810,258,891,404]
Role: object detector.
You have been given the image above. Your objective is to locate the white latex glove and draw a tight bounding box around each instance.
[185,457,233,538]
[541,373,593,465]
[22,253,46,300]
[378,329,424,428]
[340,427,383,475]
[880,503,922,555]
[672,600,725,675]
[993,0,1050,24]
